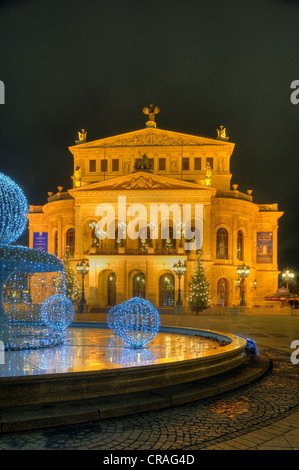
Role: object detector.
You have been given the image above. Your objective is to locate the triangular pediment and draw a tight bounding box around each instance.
[69,127,234,150]
[69,171,216,193]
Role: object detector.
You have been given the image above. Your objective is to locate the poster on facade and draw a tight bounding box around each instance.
[256,232,273,263]
[33,232,48,252]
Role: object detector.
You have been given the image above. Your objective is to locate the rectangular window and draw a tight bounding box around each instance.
[112,159,119,171]
[89,160,96,172]
[159,158,166,171]
[194,158,201,170]
[182,158,189,170]
[101,160,107,172]
[206,157,214,170]
[148,158,154,170]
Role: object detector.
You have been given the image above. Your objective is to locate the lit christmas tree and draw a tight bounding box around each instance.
[61,247,81,303]
[188,252,210,313]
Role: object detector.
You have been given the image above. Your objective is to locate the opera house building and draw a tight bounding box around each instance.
[28,109,283,310]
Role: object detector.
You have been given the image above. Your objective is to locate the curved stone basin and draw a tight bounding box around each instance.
[0,325,248,407]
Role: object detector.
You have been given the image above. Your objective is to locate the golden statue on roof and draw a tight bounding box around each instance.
[217,125,228,140]
[78,129,87,141]
[143,104,160,128]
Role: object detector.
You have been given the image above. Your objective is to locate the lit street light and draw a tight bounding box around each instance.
[236,263,250,307]
[76,259,90,313]
[282,268,295,306]
[173,260,187,306]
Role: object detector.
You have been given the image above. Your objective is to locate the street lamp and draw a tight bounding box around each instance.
[236,263,250,307]
[76,259,90,313]
[282,268,295,306]
[173,260,187,306]
[177,221,186,248]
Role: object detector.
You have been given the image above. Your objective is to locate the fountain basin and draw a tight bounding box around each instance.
[0,325,248,407]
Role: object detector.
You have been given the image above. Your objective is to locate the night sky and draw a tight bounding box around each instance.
[0,0,298,276]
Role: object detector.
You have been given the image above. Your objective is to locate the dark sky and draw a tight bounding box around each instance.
[0,0,298,274]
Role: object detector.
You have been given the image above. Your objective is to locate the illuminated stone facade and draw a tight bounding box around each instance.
[28,123,283,309]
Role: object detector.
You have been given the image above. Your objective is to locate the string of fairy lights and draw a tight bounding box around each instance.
[107,297,160,349]
[0,171,74,351]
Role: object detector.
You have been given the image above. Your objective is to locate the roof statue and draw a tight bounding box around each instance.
[76,129,87,144]
[143,103,160,128]
[217,125,229,140]
[133,153,153,172]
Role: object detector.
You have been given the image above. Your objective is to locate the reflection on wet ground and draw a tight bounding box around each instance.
[0,327,228,377]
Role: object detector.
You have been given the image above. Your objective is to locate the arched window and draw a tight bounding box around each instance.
[66,228,75,254]
[217,278,228,306]
[133,273,145,298]
[237,230,244,261]
[159,274,175,306]
[54,230,58,257]
[216,228,228,259]
[108,272,116,305]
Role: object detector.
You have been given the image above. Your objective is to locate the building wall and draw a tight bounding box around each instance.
[28,190,282,308]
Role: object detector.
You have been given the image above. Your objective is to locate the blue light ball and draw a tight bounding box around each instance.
[41,294,75,332]
[107,304,120,331]
[113,297,160,349]
[0,172,29,245]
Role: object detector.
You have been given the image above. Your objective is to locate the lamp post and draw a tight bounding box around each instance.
[76,259,90,313]
[236,263,250,307]
[282,268,295,306]
[173,260,187,306]
[177,222,186,248]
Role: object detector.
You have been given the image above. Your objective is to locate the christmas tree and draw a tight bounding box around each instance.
[188,252,210,313]
[61,247,81,303]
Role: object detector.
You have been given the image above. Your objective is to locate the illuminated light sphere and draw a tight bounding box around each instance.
[41,294,75,332]
[113,297,160,349]
[0,172,29,245]
[107,304,121,331]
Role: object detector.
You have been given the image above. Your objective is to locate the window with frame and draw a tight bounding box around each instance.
[66,228,75,255]
[112,159,119,171]
[216,228,228,259]
[237,230,244,261]
[159,158,166,171]
[101,160,107,172]
[194,157,202,170]
[89,159,96,172]
[206,157,214,170]
[182,158,189,170]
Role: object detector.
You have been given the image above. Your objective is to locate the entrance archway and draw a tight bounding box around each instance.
[133,273,145,298]
[108,272,116,306]
[98,269,117,306]
[217,278,228,306]
[159,273,175,306]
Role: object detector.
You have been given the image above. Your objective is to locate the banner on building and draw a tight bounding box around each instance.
[256,232,273,263]
[33,232,48,251]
